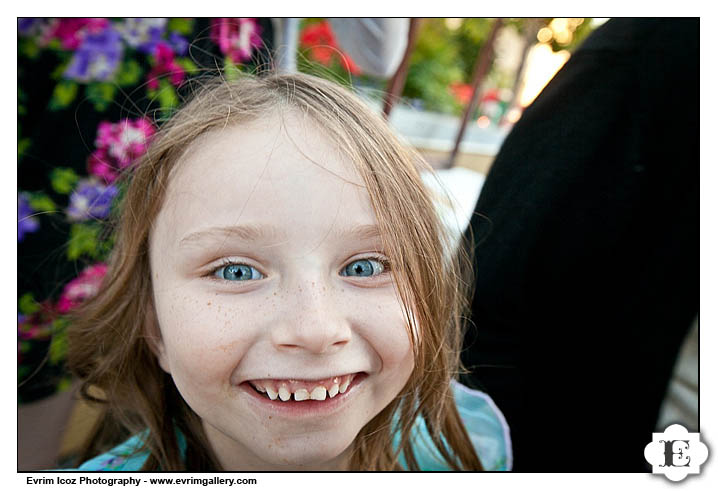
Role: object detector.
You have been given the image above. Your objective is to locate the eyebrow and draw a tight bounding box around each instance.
[178,223,382,248]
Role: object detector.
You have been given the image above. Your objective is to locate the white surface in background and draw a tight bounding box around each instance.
[422,166,485,247]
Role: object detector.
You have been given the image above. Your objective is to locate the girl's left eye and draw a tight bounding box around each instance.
[340,258,386,277]
[213,263,264,281]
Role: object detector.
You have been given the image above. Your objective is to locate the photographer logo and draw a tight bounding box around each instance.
[644,424,708,482]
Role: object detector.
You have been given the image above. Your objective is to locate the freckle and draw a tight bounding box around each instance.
[268,415,272,420]
[207,301,211,306]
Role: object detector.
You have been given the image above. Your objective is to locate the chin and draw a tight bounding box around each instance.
[255,436,354,470]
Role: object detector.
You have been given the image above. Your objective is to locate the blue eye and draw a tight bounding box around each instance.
[341,259,385,277]
[214,263,263,281]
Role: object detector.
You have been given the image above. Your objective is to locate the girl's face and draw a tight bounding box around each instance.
[149,112,414,470]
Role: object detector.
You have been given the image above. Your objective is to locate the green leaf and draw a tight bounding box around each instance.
[50,167,80,195]
[224,57,242,81]
[67,223,102,260]
[18,38,40,59]
[116,59,143,87]
[48,80,79,111]
[19,293,40,315]
[157,78,179,110]
[28,193,56,212]
[47,38,62,51]
[49,318,69,365]
[168,18,194,35]
[86,82,117,112]
[56,377,73,393]
[18,138,31,161]
[176,57,198,75]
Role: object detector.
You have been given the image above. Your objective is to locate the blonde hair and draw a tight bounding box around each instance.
[68,72,481,471]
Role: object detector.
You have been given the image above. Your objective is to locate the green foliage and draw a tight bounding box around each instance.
[19,293,40,316]
[403,19,465,114]
[18,37,40,59]
[28,193,57,212]
[453,18,496,77]
[86,82,117,112]
[176,57,199,76]
[48,80,79,110]
[56,376,73,393]
[49,318,69,365]
[168,18,195,35]
[50,167,80,195]
[67,223,102,260]
[116,59,143,87]
[224,57,242,81]
[18,138,31,161]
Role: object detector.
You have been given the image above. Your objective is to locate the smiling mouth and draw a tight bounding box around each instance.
[247,374,358,402]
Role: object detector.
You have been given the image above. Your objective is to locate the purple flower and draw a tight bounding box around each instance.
[118,18,168,54]
[169,31,189,55]
[64,24,124,82]
[18,18,48,37]
[66,178,118,222]
[18,194,40,242]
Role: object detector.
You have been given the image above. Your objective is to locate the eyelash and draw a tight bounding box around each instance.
[205,255,391,282]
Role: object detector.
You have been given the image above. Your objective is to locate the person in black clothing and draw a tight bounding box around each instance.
[460,18,698,471]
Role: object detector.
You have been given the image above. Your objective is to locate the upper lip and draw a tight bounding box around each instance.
[241,371,363,384]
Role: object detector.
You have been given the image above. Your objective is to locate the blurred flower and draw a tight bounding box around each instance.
[64,23,123,82]
[57,263,108,314]
[48,18,110,51]
[97,118,155,168]
[66,178,118,222]
[18,193,40,242]
[299,20,360,75]
[17,18,55,40]
[449,82,473,106]
[88,118,155,182]
[169,31,189,55]
[147,42,186,90]
[18,305,55,342]
[117,18,167,54]
[210,18,262,64]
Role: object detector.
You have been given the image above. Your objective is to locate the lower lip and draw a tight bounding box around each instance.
[240,373,366,417]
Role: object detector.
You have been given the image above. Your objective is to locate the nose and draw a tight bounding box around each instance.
[270,281,351,354]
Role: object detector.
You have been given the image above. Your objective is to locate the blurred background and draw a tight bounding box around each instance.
[17,17,604,470]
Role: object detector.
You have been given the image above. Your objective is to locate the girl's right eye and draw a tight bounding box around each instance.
[213,263,264,281]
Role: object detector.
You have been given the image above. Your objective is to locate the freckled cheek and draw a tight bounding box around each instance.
[358,298,414,369]
[156,296,261,383]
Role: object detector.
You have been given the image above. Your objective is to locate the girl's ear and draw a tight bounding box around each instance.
[144,301,171,374]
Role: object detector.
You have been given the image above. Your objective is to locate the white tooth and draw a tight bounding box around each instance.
[266,387,278,400]
[310,386,327,401]
[339,379,350,393]
[294,388,310,401]
[278,386,291,402]
[255,385,267,393]
[328,384,340,398]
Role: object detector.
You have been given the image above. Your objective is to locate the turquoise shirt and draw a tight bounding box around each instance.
[75,381,512,471]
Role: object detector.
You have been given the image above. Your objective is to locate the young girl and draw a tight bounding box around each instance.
[67,72,511,471]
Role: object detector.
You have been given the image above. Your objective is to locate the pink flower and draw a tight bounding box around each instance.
[48,18,109,50]
[88,118,155,182]
[147,42,186,90]
[210,18,263,64]
[57,263,108,314]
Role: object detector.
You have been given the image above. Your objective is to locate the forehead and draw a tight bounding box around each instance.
[153,111,375,249]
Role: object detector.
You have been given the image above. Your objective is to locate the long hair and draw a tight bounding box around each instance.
[67,72,481,471]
